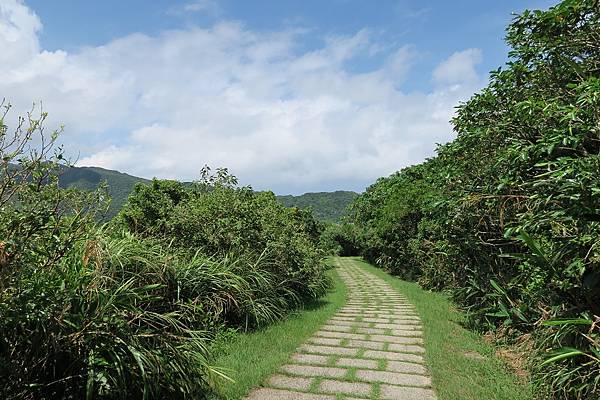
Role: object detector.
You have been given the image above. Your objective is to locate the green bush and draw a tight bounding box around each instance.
[116,168,331,316]
[347,1,600,398]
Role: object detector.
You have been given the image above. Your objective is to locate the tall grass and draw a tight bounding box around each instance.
[0,227,329,399]
[1,230,213,399]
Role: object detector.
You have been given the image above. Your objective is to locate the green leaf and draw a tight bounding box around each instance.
[517,232,547,262]
[542,318,593,326]
[489,279,507,297]
[540,347,585,366]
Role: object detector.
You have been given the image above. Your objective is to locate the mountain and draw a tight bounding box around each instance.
[58,166,149,219]
[59,166,358,222]
[277,191,358,222]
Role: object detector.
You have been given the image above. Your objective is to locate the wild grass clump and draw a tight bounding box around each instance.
[0,103,330,398]
[1,232,217,399]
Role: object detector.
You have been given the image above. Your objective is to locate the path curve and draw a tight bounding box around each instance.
[246,257,437,400]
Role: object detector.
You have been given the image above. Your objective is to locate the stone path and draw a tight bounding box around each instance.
[246,257,437,400]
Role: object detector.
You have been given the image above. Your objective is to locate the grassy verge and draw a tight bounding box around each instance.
[350,257,533,400]
[208,261,347,399]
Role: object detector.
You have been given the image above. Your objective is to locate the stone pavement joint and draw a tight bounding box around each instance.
[245,258,437,400]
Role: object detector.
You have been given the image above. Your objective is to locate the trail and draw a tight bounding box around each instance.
[246,257,437,400]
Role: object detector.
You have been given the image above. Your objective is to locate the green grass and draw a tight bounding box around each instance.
[208,263,347,399]
[348,257,533,400]
[208,257,532,399]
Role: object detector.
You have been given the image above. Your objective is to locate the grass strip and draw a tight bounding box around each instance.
[348,257,533,400]
[209,265,347,399]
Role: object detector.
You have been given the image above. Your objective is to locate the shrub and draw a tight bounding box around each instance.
[346,1,600,398]
[116,168,331,315]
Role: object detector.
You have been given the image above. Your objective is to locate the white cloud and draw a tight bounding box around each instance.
[185,1,216,12]
[168,0,219,16]
[383,46,416,80]
[0,0,483,193]
[432,48,482,85]
[0,0,41,71]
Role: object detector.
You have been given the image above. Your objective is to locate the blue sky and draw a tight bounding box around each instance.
[2,0,556,194]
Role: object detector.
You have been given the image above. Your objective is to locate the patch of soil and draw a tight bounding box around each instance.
[484,330,533,382]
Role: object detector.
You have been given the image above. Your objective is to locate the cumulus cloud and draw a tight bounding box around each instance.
[432,48,482,85]
[168,0,219,16]
[0,0,41,70]
[0,0,484,193]
[184,1,217,12]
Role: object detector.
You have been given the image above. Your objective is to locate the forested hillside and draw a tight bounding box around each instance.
[59,166,355,221]
[278,191,358,222]
[340,1,599,399]
[59,166,149,218]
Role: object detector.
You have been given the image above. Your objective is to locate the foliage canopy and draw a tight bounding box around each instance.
[346,1,600,398]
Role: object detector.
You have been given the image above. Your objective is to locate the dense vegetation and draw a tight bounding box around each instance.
[3,1,596,398]
[0,104,329,399]
[342,1,599,398]
[278,190,358,222]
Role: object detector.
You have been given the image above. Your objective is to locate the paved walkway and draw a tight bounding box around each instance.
[246,257,437,400]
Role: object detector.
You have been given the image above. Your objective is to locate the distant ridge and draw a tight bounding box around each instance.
[277,191,358,222]
[59,166,356,222]
[59,166,149,218]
